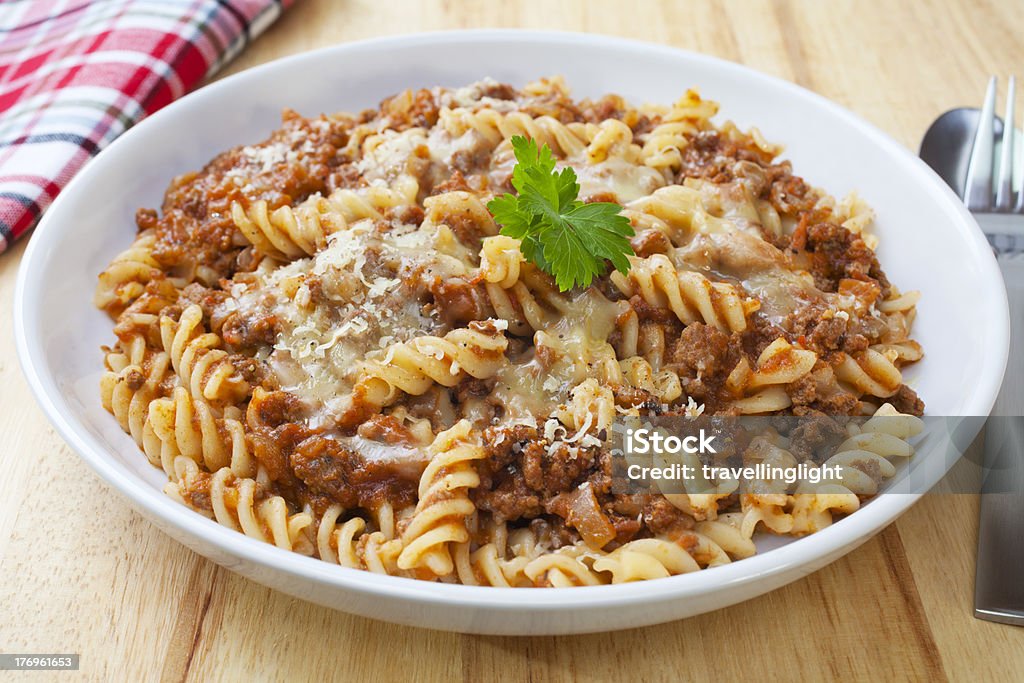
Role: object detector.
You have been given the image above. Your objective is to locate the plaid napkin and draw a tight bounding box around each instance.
[0,0,295,254]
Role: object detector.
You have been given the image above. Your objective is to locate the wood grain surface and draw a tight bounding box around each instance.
[2,0,1023,680]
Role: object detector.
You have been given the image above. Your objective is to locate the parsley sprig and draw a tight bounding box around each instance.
[487,136,635,291]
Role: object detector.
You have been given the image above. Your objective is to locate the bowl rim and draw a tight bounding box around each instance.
[13,28,1009,613]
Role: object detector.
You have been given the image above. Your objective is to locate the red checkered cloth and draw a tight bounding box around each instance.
[0,0,295,253]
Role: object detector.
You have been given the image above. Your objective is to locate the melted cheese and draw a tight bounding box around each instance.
[222,215,453,428]
[491,289,626,425]
[574,155,667,203]
[214,79,896,447]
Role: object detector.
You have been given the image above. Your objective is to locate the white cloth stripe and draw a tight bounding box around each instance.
[0,0,76,86]
[0,181,59,197]
[1,48,179,98]
[0,0,40,32]
[1,0,116,118]
[0,85,139,137]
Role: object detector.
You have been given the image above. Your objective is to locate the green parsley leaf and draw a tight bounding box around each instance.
[486,136,635,291]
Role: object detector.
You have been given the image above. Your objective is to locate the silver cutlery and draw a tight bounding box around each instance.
[923,76,1024,626]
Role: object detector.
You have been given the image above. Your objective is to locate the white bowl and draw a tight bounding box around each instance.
[15,30,1008,635]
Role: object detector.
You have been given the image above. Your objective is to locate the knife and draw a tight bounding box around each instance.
[973,213,1024,626]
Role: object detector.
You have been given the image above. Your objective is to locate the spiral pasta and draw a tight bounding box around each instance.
[834,349,903,398]
[640,90,718,169]
[483,268,571,336]
[94,231,185,314]
[100,345,171,447]
[617,356,683,403]
[440,107,590,158]
[353,321,508,412]
[159,304,250,406]
[611,254,753,333]
[316,509,407,574]
[94,77,925,589]
[523,546,606,587]
[423,191,499,241]
[801,404,923,497]
[453,542,516,587]
[593,538,701,581]
[231,177,419,260]
[725,338,819,413]
[479,234,525,289]
[230,195,345,259]
[584,118,642,164]
[207,468,314,554]
[145,387,252,476]
[397,421,485,577]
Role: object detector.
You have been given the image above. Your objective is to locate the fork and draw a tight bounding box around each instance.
[959,76,1024,626]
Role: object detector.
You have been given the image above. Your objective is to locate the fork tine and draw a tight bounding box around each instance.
[996,76,1016,211]
[1015,78,1024,213]
[964,76,997,210]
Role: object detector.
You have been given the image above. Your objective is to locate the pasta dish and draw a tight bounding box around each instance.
[94,77,924,586]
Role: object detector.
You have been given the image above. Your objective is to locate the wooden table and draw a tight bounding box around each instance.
[2,0,1023,679]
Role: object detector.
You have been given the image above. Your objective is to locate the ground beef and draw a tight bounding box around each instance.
[245,391,313,492]
[520,443,596,498]
[473,474,543,521]
[612,384,661,411]
[788,370,862,416]
[249,423,307,487]
[181,471,214,513]
[289,435,416,512]
[579,94,630,124]
[787,306,851,358]
[122,367,145,391]
[151,110,351,278]
[431,198,493,249]
[520,93,584,124]
[136,207,158,231]
[608,513,642,544]
[807,317,847,355]
[629,294,678,324]
[790,221,891,294]
[630,228,673,257]
[450,148,491,179]
[785,411,848,462]
[527,517,580,550]
[356,415,416,446]
[228,354,268,388]
[220,311,278,352]
[534,342,559,370]
[768,171,820,217]
[739,314,791,359]
[386,205,425,226]
[431,169,473,195]
[179,283,229,316]
[641,496,695,537]
[478,81,517,101]
[379,88,439,130]
[888,385,925,416]
[247,389,304,428]
[326,163,365,191]
[480,425,536,471]
[427,276,491,325]
[454,379,491,405]
[475,425,602,522]
[669,322,738,402]
[676,130,776,185]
